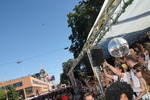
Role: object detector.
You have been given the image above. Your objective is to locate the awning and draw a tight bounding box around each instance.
[97,0,150,58]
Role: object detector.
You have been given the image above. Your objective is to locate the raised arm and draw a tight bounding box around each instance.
[103,68,114,79]
[103,60,124,77]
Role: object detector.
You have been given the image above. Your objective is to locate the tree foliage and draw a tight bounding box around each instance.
[0,88,6,100]
[7,85,19,100]
[67,0,104,58]
[60,59,75,85]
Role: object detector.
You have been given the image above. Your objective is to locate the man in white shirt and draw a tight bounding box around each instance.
[126,56,140,87]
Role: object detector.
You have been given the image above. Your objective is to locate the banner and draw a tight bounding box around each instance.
[47,75,55,82]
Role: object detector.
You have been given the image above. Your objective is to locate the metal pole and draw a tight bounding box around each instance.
[87,49,104,94]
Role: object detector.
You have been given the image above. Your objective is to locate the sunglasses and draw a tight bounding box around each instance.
[133,69,141,74]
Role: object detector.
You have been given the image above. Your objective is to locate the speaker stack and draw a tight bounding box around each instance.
[90,48,104,67]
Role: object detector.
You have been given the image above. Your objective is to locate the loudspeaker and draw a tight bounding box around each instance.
[90,48,104,67]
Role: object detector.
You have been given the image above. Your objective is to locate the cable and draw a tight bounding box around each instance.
[0,61,17,66]
[0,47,69,66]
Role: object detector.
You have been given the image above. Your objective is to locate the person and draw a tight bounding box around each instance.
[126,56,140,87]
[103,60,131,84]
[147,32,150,40]
[133,43,145,55]
[136,53,147,67]
[100,70,113,88]
[121,64,131,83]
[36,90,39,96]
[143,42,150,70]
[73,86,81,100]
[132,63,150,100]
[56,94,61,100]
[105,81,133,100]
[61,93,69,100]
[84,93,94,100]
[122,64,129,72]
[143,42,150,54]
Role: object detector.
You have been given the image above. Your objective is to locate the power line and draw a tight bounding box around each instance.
[0,47,69,66]
[0,61,17,66]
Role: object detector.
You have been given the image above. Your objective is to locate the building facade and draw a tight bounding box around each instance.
[32,69,55,91]
[0,76,48,99]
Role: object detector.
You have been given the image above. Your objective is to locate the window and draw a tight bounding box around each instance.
[25,87,33,95]
[4,82,23,90]
[5,85,9,90]
[32,80,47,86]
[0,87,4,90]
[13,82,23,88]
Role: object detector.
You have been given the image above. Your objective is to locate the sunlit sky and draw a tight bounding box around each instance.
[0,0,81,84]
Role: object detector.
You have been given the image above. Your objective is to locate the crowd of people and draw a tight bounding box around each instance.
[74,33,150,100]
[30,33,150,100]
[30,87,75,100]
[99,32,150,100]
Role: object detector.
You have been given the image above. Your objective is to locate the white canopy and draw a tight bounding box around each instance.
[97,0,150,58]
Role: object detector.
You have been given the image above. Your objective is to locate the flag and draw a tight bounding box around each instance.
[47,75,55,82]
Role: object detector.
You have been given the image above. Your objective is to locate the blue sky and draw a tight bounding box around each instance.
[0,0,81,84]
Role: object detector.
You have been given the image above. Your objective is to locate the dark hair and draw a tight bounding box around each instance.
[105,81,133,100]
[115,64,124,73]
[133,63,150,86]
[135,43,145,53]
[84,92,93,100]
[126,56,137,62]
[143,42,150,54]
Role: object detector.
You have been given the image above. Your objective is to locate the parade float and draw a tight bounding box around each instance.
[67,0,150,95]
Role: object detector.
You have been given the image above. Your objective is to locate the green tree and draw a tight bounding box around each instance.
[7,85,19,100]
[0,88,6,100]
[60,59,75,85]
[60,73,68,85]
[67,0,104,58]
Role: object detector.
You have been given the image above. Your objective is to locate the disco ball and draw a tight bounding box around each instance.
[108,37,129,58]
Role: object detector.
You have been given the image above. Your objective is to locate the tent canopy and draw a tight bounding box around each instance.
[96,0,150,58]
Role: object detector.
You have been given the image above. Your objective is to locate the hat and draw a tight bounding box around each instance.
[121,64,128,70]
